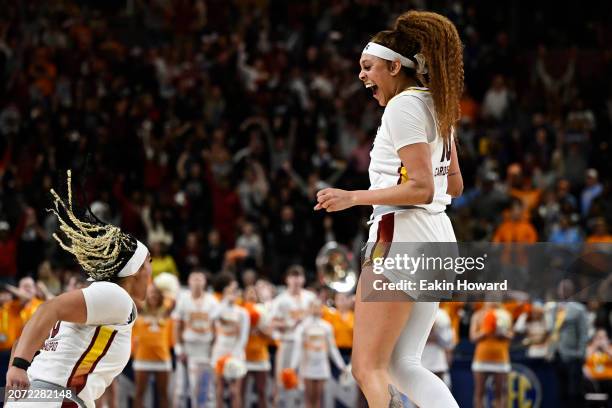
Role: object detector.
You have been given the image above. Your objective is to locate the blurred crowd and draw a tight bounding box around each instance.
[1,0,612,406]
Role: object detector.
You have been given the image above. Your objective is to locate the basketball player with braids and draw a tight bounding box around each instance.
[5,170,151,407]
[315,11,463,407]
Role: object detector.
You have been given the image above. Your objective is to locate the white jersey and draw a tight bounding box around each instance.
[369,87,452,217]
[210,301,250,365]
[270,289,316,342]
[172,290,219,344]
[290,316,346,380]
[27,282,136,408]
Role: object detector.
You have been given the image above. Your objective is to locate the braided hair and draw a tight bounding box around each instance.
[48,170,137,281]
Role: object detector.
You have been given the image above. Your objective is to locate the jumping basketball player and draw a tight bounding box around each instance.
[315,11,464,407]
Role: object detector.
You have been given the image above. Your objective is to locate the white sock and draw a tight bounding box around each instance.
[390,302,459,408]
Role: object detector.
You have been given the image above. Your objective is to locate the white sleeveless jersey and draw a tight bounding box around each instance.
[290,317,346,380]
[172,290,219,344]
[26,282,136,408]
[210,302,249,365]
[270,289,316,342]
[369,87,452,217]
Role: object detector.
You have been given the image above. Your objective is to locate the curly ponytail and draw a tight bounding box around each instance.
[371,11,464,140]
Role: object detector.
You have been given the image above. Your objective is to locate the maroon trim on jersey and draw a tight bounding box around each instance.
[63,326,118,405]
[62,326,101,408]
[373,212,395,260]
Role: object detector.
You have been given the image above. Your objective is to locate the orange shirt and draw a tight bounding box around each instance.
[587,235,612,243]
[0,300,24,351]
[132,312,173,362]
[585,350,612,380]
[20,298,43,323]
[493,220,538,243]
[493,220,537,265]
[322,307,354,349]
[245,332,270,362]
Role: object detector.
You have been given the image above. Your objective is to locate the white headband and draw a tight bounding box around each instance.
[362,42,428,75]
[117,240,149,278]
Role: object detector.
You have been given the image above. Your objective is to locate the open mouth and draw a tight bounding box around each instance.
[365,83,378,97]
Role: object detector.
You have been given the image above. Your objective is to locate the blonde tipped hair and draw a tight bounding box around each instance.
[49,170,136,281]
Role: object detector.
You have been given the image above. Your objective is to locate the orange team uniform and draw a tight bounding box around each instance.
[244,302,271,370]
[246,332,270,363]
[132,311,174,370]
[474,337,510,365]
[322,306,354,349]
[585,350,612,380]
[0,300,24,351]
[472,309,511,373]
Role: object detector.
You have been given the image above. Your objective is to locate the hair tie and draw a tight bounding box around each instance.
[413,53,428,75]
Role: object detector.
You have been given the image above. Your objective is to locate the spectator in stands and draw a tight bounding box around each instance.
[16,207,47,277]
[237,161,269,219]
[493,200,538,244]
[537,189,562,238]
[0,286,23,363]
[582,169,604,218]
[481,75,511,122]
[236,222,264,269]
[149,240,179,278]
[178,232,205,278]
[556,179,578,210]
[141,204,173,249]
[5,277,44,323]
[470,171,509,224]
[271,206,304,283]
[587,218,612,243]
[36,261,61,296]
[203,229,226,274]
[549,214,583,244]
[584,328,612,402]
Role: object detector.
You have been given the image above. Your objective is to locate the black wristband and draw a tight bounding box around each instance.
[11,357,30,370]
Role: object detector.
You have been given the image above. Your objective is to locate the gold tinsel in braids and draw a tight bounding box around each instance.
[49,170,136,281]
